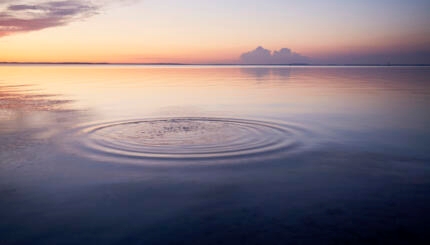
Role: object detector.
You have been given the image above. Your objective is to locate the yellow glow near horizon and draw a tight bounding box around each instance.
[0,0,429,64]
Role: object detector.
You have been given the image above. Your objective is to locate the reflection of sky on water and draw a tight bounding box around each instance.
[1,65,430,244]
[1,66,429,157]
[240,66,291,80]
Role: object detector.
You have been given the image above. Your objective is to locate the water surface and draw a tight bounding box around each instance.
[1,65,430,244]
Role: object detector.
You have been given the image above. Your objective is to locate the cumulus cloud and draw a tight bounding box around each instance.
[0,0,139,37]
[240,46,310,64]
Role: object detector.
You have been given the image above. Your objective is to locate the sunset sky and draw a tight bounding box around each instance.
[0,0,429,64]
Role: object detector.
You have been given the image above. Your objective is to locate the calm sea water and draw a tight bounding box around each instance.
[1,65,430,244]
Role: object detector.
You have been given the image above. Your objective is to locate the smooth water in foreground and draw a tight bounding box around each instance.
[1,65,430,244]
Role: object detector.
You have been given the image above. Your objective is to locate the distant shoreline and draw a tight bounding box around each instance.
[0,62,429,67]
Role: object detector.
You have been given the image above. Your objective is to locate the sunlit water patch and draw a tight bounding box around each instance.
[66,117,310,164]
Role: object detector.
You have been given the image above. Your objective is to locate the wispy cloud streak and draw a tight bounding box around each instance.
[0,0,136,37]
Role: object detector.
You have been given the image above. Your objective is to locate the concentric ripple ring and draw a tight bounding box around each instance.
[71,117,306,162]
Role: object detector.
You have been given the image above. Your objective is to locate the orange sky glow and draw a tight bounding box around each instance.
[0,0,429,64]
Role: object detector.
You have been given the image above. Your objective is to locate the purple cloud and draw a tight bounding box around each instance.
[0,0,137,37]
[0,0,99,37]
[240,46,310,65]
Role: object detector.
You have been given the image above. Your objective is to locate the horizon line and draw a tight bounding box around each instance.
[1,62,430,67]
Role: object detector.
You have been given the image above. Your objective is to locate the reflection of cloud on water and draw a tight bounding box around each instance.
[240,67,271,80]
[0,84,73,111]
[271,67,292,78]
[0,83,80,135]
[240,67,291,81]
